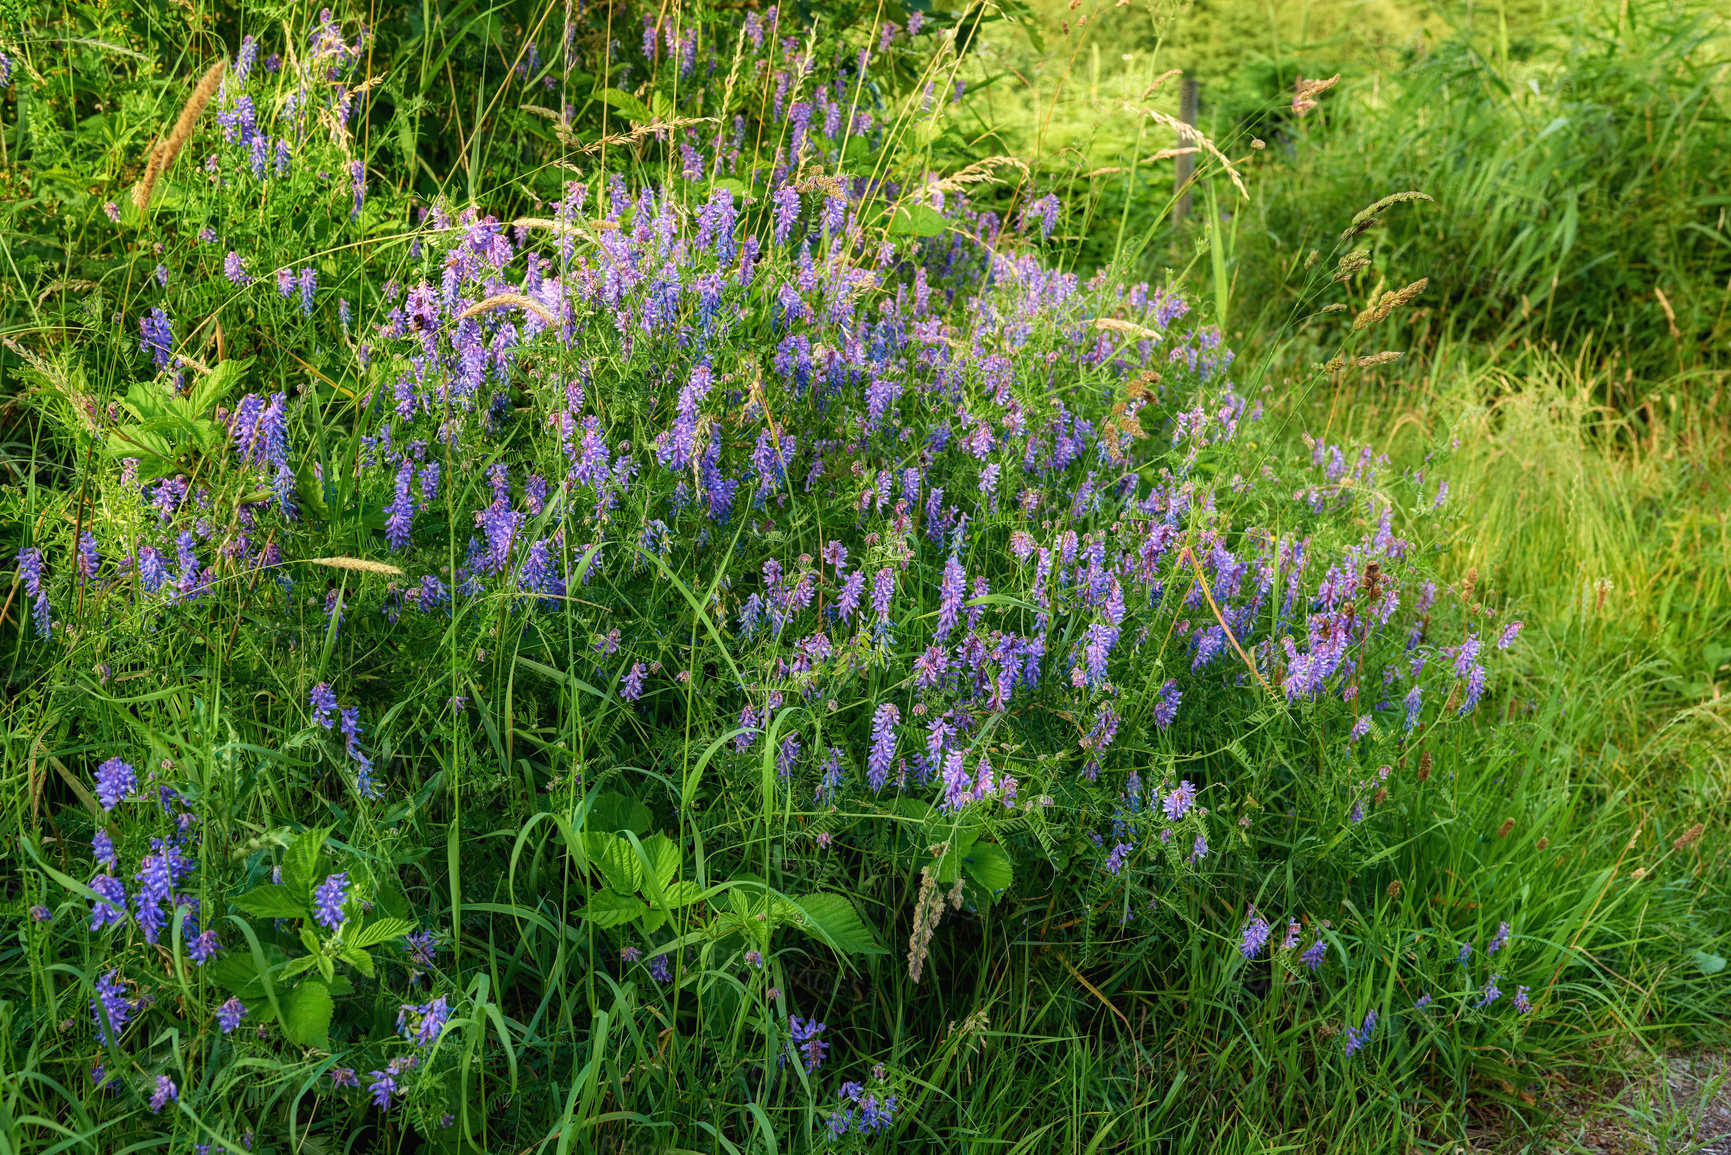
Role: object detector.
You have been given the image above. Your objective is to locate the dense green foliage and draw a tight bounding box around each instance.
[1,2,1726,1153]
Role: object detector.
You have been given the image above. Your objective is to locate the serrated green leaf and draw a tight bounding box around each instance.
[661,880,706,908]
[316,953,335,983]
[639,834,680,890]
[282,820,332,900]
[586,792,653,835]
[281,826,331,905]
[583,833,643,893]
[280,980,334,1049]
[349,918,415,949]
[581,889,647,929]
[961,841,1014,897]
[282,955,318,981]
[791,893,886,955]
[339,946,375,978]
[230,885,311,921]
[299,926,321,955]
[597,87,652,124]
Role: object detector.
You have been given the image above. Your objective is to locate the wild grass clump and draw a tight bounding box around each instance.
[0,3,1726,1152]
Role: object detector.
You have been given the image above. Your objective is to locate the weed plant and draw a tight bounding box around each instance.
[0,3,1726,1153]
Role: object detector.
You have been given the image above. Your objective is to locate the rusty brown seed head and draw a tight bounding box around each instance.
[1497,818,1515,838]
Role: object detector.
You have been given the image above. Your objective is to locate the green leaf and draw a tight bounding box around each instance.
[661,880,706,908]
[886,204,948,238]
[280,980,334,1049]
[586,792,652,835]
[1694,950,1727,976]
[316,952,335,983]
[639,834,681,891]
[597,87,652,124]
[281,955,318,981]
[184,356,252,418]
[583,833,643,894]
[339,946,375,978]
[791,893,886,955]
[961,842,1015,898]
[349,917,416,950]
[230,885,311,921]
[581,889,648,929]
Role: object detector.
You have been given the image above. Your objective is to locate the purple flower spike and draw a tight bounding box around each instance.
[312,873,351,931]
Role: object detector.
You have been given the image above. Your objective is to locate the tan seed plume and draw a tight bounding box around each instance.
[1092,317,1164,341]
[1672,822,1704,850]
[302,557,404,576]
[455,293,560,327]
[1353,279,1428,331]
[134,59,226,212]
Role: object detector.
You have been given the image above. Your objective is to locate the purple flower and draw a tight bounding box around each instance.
[95,758,137,810]
[649,954,672,983]
[350,159,366,219]
[312,873,351,930]
[867,703,899,792]
[368,1069,396,1110]
[1153,679,1182,728]
[399,995,450,1045]
[1350,715,1371,742]
[224,251,252,286]
[1514,985,1531,1013]
[772,184,800,246]
[1189,834,1208,863]
[789,1015,828,1070]
[1301,936,1327,970]
[215,997,248,1033]
[935,555,965,641]
[1497,621,1523,649]
[149,1074,177,1113]
[1343,1008,1376,1057]
[91,970,131,1044]
[93,829,116,867]
[188,929,224,964]
[88,874,127,930]
[331,1067,359,1089]
[1456,941,1472,965]
[297,267,318,315]
[1240,909,1271,959]
[1104,842,1132,874]
[1489,921,1510,953]
[309,683,337,728]
[76,533,99,580]
[385,462,415,550]
[1414,992,1433,1010]
[1162,780,1195,821]
[621,662,647,702]
[29,904,51,922]
[1403,685,1422,730]
[1475,973,1502,1008]
[139,307,174,369]
[619,945,642,963]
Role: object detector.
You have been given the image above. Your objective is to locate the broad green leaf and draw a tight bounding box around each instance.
[280,980,334,1049]
[639,834,680,891]
[282,827,331,905]
[581,889,647,929]
[583,833,643,894]
[184,356,252,418]
[961,842,1014,897]
[349,918,416,949]
[791,893,886,955]
[1694,950,1727,975]
[661,880,706,908]
[230,885,310,921]
[339,946,375,978]
[281,955,318,981]
[886,203,948,238]
[597,87,652,124]
[586,792,653,835]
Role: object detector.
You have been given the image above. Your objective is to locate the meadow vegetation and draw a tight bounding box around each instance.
[0,1,1726,1152]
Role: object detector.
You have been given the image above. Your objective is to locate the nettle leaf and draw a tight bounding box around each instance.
[586,792,653,835]
[349,918,415,950]
[791,893,886,956]
[581,889,647,929]
[961,842,1015,899]
[280,980,334,1049]
[339,946,375,978]
[660,880,707,908]
[281,826,332,906]
[230,885,311,921]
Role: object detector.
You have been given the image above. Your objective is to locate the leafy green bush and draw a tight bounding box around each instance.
[0,3,1724,1152]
